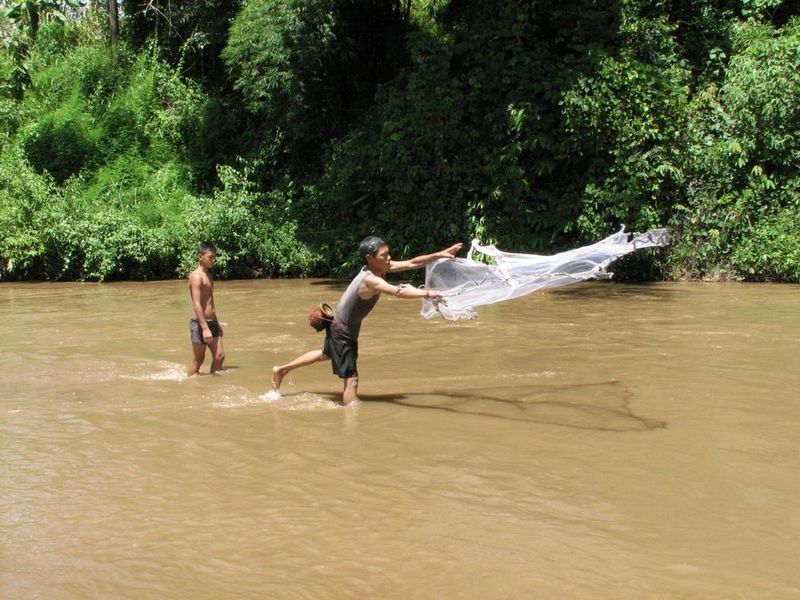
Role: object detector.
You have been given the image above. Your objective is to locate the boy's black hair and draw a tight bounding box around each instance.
[198,241,217,255]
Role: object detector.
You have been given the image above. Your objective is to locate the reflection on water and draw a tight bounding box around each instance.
[2,279,799,599]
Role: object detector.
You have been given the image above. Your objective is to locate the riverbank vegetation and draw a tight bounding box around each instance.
[1,0,798,281]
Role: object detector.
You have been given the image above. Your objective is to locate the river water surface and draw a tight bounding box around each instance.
[2,279,799,599]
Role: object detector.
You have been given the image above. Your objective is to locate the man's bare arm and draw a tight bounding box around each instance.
[388,243,463,273]
[363,273,442,300]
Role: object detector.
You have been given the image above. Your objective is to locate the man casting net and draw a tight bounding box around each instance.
[422,227,670,320]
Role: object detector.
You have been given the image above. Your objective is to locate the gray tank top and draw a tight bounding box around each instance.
[332,268,380,341]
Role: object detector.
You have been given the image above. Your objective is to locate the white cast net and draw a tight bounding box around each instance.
[422,227,670,320]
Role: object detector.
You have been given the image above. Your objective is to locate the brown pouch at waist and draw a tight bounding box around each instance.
[308,302,334,331]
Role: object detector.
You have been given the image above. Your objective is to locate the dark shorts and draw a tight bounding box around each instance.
[190,317,221,345]
[323,331,358,379]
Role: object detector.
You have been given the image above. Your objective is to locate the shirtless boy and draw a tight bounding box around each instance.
[271,236,461,405]
[187,241,225,376]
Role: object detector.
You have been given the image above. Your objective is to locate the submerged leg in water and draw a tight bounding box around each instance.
[341,376,359,406]
[188,342,206,377]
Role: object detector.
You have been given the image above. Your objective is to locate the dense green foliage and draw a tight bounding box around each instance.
[669,17,800,280]
[1,1,798,281]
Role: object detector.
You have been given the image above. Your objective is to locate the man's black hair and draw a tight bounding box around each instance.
[359,236,386,264]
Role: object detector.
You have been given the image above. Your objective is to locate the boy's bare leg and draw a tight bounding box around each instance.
[209,337,225,374]
[272,349,328,390]
[342,376,359,406]
[188,343,206,376]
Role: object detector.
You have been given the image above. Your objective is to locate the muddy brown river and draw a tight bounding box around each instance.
[2,279,799,598]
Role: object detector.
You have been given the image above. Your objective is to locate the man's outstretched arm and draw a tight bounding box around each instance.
[363,273,442,300]
[388,243,463,273]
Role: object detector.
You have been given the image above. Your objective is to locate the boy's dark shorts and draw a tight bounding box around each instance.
[323,331,358,379]
[190,317,222,344]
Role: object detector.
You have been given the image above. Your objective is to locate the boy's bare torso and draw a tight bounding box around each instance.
[190,267,216,320]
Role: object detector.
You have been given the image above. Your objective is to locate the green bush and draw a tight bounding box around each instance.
[59,207,182,281]
[25,44,122,113]
[0,97,21,134]
[731,201,800,282]
[0,140,60,278]
[0,49,17,100]
[20,91,101,182]
[670,17,800,281]
[223,0,338,177]
[182,166,317,278]
[560,7,689,240]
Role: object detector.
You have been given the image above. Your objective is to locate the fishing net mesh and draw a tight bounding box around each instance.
[422,227,670,320]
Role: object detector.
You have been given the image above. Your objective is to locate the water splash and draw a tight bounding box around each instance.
[263,389,282,402]
[260,390,340,411]
[211,389,338,410]
[122,361,187,382]
[276,392,340,411]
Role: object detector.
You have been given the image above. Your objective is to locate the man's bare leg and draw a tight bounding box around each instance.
[272,349,328,390]
[188,343,206,376]
[209,337,225,374]
[342,376,359,406]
